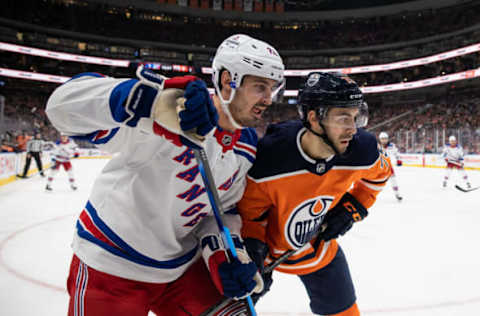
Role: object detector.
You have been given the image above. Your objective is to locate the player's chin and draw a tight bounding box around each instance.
[237,115,263,128]
[336,141,350,153]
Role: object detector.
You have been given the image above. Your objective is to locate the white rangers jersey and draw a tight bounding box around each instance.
[442,144,464,165]
[46,73,257,283]
[380,142,399,164]
[50,139,78,162]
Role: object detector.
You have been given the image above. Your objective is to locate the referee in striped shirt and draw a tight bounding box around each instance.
[19,132,45,178]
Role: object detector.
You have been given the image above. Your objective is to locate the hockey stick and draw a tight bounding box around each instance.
[454,185,480,193]
[200,249,297,316]
[200,232,327,316]
[194,148,257,316]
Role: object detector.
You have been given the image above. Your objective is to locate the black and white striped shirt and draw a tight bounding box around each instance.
[26,139,44,152]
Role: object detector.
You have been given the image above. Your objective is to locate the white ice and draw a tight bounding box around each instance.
[1,159,479,316]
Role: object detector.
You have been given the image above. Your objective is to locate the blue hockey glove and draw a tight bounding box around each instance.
[319,192,368,241]
[179,80,218,137]
[244,238,273,303]
[201,234,263,299]
[122,66,217,149]
[124,67,200,128]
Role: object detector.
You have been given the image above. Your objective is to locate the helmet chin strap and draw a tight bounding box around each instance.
[307,122,341,156]
[220,99,244,130]
[213,78,244,130]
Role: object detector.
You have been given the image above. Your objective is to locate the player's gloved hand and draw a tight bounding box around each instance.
[179,80,218,137]
[319,192,368,241]
[201,234,263,300]
[125,66,217,149]
[73,153,79,158]
[244,238,273,303]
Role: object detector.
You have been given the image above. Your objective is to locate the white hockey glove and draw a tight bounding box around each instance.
[125,66,218,149]
[201,234,264,300]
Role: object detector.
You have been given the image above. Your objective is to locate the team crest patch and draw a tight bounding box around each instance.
[285,196,334,248]
[306,73,321,87]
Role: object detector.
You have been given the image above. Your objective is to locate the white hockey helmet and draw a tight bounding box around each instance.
[449,135,456,142]
[379,132,389,140]
[212,34,285,128]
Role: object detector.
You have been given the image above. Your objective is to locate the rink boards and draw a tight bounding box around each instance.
[0,149,111,186]
[399,153,480,170]
[1,152,479,187]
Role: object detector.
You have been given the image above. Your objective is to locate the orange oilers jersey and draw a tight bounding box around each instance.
[237,120,391,275]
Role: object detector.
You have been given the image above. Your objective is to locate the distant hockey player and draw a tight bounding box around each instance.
[442,135,471,188]
[233,72,391,316]
[378,132,403,201]
[46,34,284,316]
[45,134,79,191]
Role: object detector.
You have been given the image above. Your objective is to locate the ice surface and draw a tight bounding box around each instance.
[1,159,479,315]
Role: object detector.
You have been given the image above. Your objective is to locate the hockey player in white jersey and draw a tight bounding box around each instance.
[378,132,402,201]
[442,135,471,188]
[46,34,284,316]
[45,134,79,191]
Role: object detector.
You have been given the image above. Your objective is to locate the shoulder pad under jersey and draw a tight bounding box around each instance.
[248,120,305,179]
[335,128,380,167]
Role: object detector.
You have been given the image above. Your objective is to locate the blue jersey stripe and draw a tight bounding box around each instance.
[109,79,138,123]
[234,148,255,164]
[71,128,120,145]
[77,201,198,269]
[65,72,104,84]
[239,128,258,148]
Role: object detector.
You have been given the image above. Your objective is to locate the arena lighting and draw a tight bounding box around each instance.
[0,42,130,67]
[1,67,478,95]
[202,42,480,76]
[1,41,480,75]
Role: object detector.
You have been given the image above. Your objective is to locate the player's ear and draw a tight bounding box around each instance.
[220,70,233,94]
[308,110,324,133]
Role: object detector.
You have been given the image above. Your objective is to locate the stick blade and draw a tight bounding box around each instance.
[455,185,479,193]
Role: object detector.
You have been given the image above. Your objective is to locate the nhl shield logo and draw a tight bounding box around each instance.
[222,134,233,146]
[316,163,326,174]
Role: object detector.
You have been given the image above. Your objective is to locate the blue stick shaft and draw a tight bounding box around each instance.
[194,148,257,316]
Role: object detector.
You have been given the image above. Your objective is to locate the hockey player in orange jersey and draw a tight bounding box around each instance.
[237,72,391,316]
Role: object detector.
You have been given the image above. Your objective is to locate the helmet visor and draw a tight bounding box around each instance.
[236,77,285,102]
[322,102,369,129]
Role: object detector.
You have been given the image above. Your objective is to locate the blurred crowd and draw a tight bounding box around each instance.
[2,85,480,154]
[367,95,480,154]
[0,80,94,152]
[255,94,480,155]
[3,0,480,51]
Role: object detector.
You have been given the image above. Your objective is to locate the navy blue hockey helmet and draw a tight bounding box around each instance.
[297,72,368,128]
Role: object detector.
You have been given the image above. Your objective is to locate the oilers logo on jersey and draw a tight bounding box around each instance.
[285,196,334,248]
